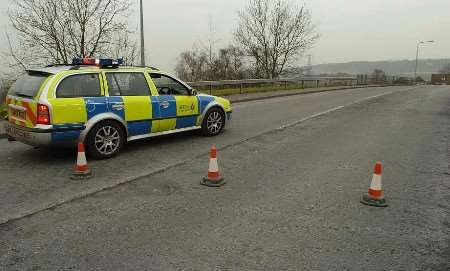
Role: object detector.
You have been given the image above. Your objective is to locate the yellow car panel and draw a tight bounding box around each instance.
[122,96,152,122]
[49,98,87,124]
[153,119,177,133]
[175,96,199,117]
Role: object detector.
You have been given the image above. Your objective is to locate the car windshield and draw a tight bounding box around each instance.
[8,72,49,98]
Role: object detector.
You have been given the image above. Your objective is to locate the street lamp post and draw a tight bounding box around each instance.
[414,40,434,83]
[139,0,146,66]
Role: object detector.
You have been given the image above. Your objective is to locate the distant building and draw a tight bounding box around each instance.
[431,73,450,85]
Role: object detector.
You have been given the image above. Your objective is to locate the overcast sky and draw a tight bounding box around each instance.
[1,0,449,73]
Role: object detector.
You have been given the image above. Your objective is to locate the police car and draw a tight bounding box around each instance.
[4,58,232,159]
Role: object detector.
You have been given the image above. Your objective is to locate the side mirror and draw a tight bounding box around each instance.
[191,89,198,96]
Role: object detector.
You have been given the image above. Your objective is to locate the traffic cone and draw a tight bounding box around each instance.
[361,162,388,207]
[201,146,226,187]
[71,142,93,180]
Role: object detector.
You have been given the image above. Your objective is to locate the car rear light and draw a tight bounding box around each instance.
[37,104,50,125]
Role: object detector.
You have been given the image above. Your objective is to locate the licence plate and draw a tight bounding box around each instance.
[6,125,32,140]
[11,108,26,120]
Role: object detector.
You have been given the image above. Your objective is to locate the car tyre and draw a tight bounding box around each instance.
[85,120,126,159]
[201,108,225,137]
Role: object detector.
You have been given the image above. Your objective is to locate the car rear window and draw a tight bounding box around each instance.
[8,72,49,98]
[56,73,101,98]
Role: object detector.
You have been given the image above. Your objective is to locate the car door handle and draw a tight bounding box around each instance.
[111,103,124,110]
[160,101,170,109]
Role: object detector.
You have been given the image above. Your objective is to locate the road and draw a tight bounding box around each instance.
[0,85,449,270]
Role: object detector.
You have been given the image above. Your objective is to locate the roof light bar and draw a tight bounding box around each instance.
[71,58,123,67]
[99,58,124,66]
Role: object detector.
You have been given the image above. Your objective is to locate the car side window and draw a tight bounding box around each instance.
[106,72,151,96]
[57,73,101,98]
[150,73,190,96]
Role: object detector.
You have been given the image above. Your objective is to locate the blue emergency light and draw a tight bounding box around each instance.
[72,58,124,67]
[99,58,124,66]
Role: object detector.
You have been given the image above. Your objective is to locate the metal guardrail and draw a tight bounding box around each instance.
[188,76,356,87]
[187,76,358,95]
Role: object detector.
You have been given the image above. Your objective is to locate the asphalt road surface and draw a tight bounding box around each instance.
[0,85,449,270]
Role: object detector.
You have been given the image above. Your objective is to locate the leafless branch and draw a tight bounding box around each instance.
[5,0,134,70]
[235,0,319,78]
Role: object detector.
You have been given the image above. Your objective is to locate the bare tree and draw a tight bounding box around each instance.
[211,45,246,80]
[7,0,134,68]
[175,48,209,82]
[108,30,139,66]
[175,45,247,82]
[235,0,318,79]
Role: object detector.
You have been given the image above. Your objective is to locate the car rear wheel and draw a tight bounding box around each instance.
[86,120,125,159]
[201,108,225,136]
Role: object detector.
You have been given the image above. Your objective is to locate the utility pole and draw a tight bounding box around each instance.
[140,0,146,66]
[208,15,214,80]
[414,40,434,83]
[306,55,313,77]
[206,15,221,80]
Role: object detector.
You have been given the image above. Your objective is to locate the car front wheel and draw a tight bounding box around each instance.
[201,108,225,136]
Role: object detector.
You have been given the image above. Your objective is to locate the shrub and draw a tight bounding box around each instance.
[0,104,7,121]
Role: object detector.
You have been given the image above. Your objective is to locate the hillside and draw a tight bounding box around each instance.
[312,59,450,78]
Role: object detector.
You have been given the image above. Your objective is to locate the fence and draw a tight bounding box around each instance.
[188,74,414,96]
[188,76,358,96]
[356,75,413,85]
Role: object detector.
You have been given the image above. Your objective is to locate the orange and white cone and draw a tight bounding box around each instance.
[201,146,226,187]
[71,142,93,180]
[361,162,387,207]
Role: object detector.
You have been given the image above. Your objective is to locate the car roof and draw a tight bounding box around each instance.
[27,65,159,75]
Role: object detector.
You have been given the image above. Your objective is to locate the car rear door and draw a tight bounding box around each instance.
[104,72,154,137]
[50,72,104,127]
